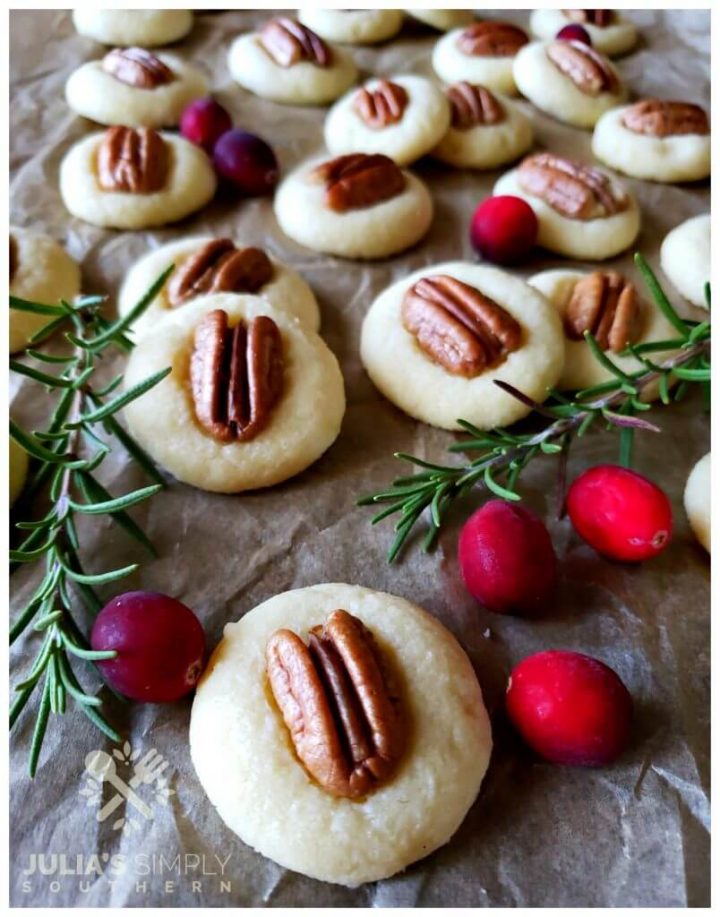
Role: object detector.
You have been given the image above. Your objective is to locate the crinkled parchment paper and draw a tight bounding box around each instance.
[9,8,710,907]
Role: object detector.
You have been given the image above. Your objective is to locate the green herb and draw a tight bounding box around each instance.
[359,255,710,563]
[10,269,172,776]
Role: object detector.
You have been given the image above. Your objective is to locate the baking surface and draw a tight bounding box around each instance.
[9,8,710,907]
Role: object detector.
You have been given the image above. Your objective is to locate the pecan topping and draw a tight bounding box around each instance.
[96,126,168,194]
[167,240,274,307]
[563,10,614,27]
[446,82,505,129]
[266,609,404,799]
[353,80,409,129]
[102,47,175,89]
[311,153,405,213]
[518,153,628,220]
[190,309,283,443]
[565,271,642,353]
[456,21,528,57]
[621,99,710,138]
[259,17,331,68]
[9,235,18,284]
[546,40,618,96]
[401,275,522,377]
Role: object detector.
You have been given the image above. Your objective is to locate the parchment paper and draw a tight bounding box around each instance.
[9,8,710,908]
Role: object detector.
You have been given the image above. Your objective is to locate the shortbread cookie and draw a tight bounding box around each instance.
[297,8,403,44]
[228,17,357,106]
[324,75,451,166]
[122,294,344,493]
[118,237,321,339]
[9,438,29,507]
[529,9,638,57]
[190,583,492,887]
[9,227,81,352]
[660,214,710,309]
[65,48,208,128]
[684,453,710,553]
[494,153,640,260]
[72,9,193,47]
[59,126,216,230]
[361,261,564,431]
[275,153,433,260]
[408,10,475,31]
[513,40,625,129]
[432,82,533,169]
[528,268,682,393]
[432,20,529,96]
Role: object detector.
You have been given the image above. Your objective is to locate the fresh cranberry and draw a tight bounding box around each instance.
[180,97,233,154]
[469,195,538,265]
[556,24,592,45]
[91,592,206,703]
[506,650,633,766]
[567,464,673,562]
[458,500,557,615]
[213,129,279,196]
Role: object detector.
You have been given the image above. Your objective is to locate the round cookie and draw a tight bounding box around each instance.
[360,261,564,431]
[9,227,81,353]
[324,75,451,166]
[528,268,682,394]
[432,83,533,170]
[660,214,710,309]
[65,49,209,128]
[684,453,710,553]
[9,437,29,507]
[118,237,321,339]
[297,8,404,44]
[529,10,638,57]
[432,20,530,97]
[408,10,475,31]
[59,128,216,230]
[494,154,640,261]
[72,9,193,47]
[513,40,625,129]
[190,583,492,887]
[122,294,345,493]
[274,153,433,260]
[228,17,357,106]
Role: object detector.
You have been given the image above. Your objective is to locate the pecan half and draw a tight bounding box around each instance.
[259,17,331,68]
[565,271,642,353]
[266,609,404,799]
[167,240,274,307]
[402,274,522,377]
[9,235,18,283]
[446,82,505,129]
[311,153,405,213]
[190,309,283,443]
[102,47,175,89]
[563,10,614,27]
[518,153,628,220]
[621,99,710,138]
[353,80,409,129]
[96,126,169,194]
[456,21,528,57]
[546,40,618,96]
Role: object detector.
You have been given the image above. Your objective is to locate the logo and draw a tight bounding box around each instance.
[79,741,174,834]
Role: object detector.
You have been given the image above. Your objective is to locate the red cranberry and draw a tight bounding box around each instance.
[567,464,673,562]
[469,195,538,265]
[458,500,557,615]
[213,130,279,196]
[506,650,633,766]
[556,24,592,45]
[91,592,206,703]
[180,97,232,154]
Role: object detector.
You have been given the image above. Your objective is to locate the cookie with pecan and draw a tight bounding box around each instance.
[529,9,638,57]
[433,20,529,95]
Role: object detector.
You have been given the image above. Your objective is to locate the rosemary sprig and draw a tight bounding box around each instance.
[10,269,172,776]
[359,254,710,563]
